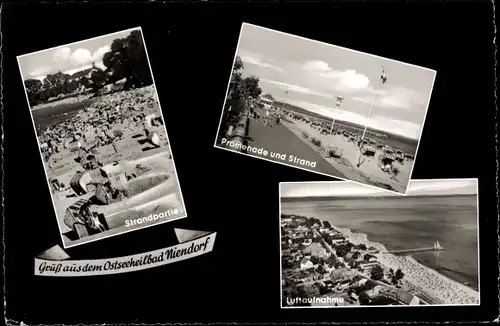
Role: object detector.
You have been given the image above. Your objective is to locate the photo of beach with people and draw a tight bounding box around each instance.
[215,23,436,194]
[279,179,479,307]
[17,28,186,248]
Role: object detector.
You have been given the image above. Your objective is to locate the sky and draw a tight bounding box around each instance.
[280,179,478,198]
[235,23,437,139]
[18,28,138,82]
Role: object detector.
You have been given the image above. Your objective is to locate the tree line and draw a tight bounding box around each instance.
[24,30,153,106]
[228,55,263,102]
[217,55,264,141]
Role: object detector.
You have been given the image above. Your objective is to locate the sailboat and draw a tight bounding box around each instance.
[434,241,444,251]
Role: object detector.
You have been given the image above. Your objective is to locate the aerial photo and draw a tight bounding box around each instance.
[280,179,479,307]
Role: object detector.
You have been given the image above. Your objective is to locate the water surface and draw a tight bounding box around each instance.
[281,195,479,290]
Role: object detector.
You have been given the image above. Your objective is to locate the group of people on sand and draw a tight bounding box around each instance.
[38,87,160,166]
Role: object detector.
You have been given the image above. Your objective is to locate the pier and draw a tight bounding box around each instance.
[383,241,444,256]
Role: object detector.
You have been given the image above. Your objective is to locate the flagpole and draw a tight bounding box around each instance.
[329,116,336,135]
[356,65,385,166]
[362,66,384,140]
[284,88,288,117]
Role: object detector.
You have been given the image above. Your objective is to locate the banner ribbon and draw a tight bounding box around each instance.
[34,229,216,277]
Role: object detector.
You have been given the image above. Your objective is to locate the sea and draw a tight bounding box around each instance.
[32,98,96,131]
[281,195,479,291]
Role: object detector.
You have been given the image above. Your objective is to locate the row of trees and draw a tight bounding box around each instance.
[388,268,405,284]
[228,56,263,101]
[369,265,404,284]
[25,72,84,104]
[218,55,264,140]
[24,30,152,106]
[303,216,322,228]
[332,242,354,257]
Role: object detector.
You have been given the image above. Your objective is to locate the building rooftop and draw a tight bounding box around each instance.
[379,287,417,305]
[330,268,356,281]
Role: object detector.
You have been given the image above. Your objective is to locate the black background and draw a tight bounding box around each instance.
[3,2,498,324]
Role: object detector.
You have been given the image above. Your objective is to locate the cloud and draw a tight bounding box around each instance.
[302,60,330,72]
[321,69,370,91]
[302,60,429,111]
[234,52,429,137]
[52,45,110,68]
[238,49,284,72]
[62,62,106,76]
[71,48,93,65]
[260,79,334,98]
[29,66,52,77]
[28,45,112,80]
[93,45,111,62]
[302,60,371,92]
[53,47,71,62]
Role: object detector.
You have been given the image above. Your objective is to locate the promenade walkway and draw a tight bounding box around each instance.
[246,116,344,176]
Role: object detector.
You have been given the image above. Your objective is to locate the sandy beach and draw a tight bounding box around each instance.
[35,84,185,247]
[332,226,479,305]
[281,119,412,193]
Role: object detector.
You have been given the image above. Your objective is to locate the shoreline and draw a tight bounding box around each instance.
[32,93,95,111]
[342,223,479,291]
[326,223,479,305]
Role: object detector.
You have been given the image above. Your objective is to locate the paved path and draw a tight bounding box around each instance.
[246,117,344,177]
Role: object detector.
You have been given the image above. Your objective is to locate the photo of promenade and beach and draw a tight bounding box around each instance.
[279,179,479,307]
[215,23,436,194]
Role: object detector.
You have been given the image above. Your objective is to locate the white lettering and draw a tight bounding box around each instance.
[125,208,183,227]
[288,155,316,168]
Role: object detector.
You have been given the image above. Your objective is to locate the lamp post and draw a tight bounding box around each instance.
[282,88,290,118]
[329,96,344,135]
[225,80,237,118]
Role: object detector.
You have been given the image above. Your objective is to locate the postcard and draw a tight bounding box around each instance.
[279,179,480,307]
[215,23,437,194]
[17,27,187,248]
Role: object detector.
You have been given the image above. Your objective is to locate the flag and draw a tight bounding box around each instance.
[381,66,387,84]
[336,96,344,107]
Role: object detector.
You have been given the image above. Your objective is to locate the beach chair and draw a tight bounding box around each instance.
[63,199,109,239]
[324,145,343,158]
